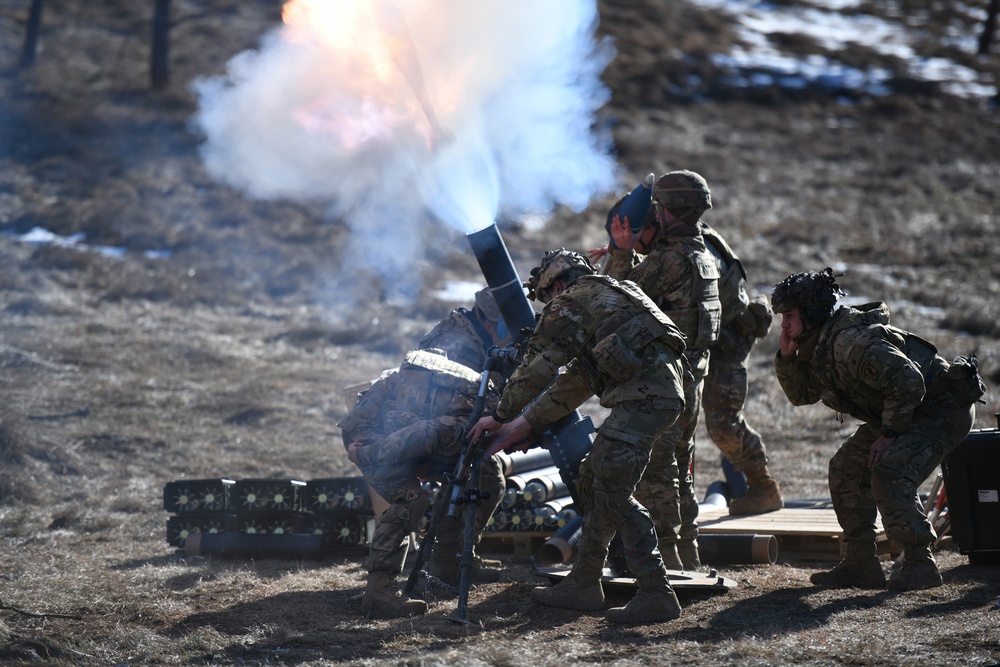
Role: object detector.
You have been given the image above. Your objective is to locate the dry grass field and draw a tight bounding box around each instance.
[1,1,999,665]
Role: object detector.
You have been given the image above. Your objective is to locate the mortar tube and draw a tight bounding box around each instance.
[698,533,778,565]
[722,455,749,498]
[537,514,584,564]
[700,479,731,511]
[466,224,594,486]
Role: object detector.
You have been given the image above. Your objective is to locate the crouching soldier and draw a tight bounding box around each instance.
[772,268,984,590]
[338,349,505,619]
[470,248,688,625]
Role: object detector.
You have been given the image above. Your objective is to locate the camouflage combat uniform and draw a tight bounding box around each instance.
[775,302,976,571]
[418,287,508,372]
[701,224,771,470]
[338,350,504,580]
[494,274,687,582]
[606,222,721,565]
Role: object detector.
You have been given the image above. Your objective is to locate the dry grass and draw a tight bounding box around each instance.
[1,0,1000,665]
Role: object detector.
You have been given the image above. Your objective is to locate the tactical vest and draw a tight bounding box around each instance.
[832,322,942,384]
[392,350,481,420]
[703,226,750,327]
[658,236,722,350]
[574,276,686,384]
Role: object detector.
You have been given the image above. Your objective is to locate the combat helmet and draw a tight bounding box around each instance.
[652,170,712,224]
[525,248,596,302]
[473,287,501,324]
[771,268,846,328]
[472,286,509,342]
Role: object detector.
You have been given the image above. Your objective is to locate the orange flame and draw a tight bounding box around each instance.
[281,0,449,150]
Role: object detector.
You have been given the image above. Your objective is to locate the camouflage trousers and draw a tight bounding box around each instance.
[635,348,708,550]
[830,399,974,550]
[356,418,504,573]
[702,330,768,470]
[576,398,683,579]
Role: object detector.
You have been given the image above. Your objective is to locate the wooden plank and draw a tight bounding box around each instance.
[696,506,902,561]
[697,507,886,538]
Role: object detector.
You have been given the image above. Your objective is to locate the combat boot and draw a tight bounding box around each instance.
[660,543,684,570]
[532,555,605,611]
[362,570,427,619]
[810,542,886,589]
[888,546,942,591]
[606,571,682,625]
[678,539,701,571]
[729,463,784,515]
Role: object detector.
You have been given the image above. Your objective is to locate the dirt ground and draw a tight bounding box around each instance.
[1,1,999,665]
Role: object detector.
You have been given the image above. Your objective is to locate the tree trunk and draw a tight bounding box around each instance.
[980,0,1000,55]
[19,0,45,69]
[151,0,171,89]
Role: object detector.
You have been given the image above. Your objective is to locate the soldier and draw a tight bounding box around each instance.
[469,248,688,625]
[599,169,722,570]
[418,286,510,372]
[338,349,505,619]
[772,268,983,590]
[701,223,783,515]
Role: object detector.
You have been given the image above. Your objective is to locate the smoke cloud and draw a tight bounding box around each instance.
[192,0,619,300]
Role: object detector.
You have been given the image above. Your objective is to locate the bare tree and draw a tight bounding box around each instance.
[18,0,45,70]
[151,0,171,89]
[981,0,1000,54]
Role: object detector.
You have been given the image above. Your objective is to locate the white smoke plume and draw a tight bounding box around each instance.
[192,0,620,300]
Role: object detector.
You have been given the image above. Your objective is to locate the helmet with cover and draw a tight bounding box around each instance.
[472,286,509,342]
[525,248,595,302]
[473,287,500,324]
[652,170,712,224]
[771,267,845,328]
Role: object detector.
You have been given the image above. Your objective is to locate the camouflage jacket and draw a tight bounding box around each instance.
[702,224,749,329]
[495,275,686,428]
[418,308,492,372]
[337,350,483,464]
[605,222,722,350]
[774,302,947,434]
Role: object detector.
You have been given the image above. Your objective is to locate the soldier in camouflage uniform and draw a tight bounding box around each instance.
[772,269,983,590]
[338,349,505,618]
[701,223,783,515]
[601,170,722,570]
[470,249,688,625]
[418,286,511,372]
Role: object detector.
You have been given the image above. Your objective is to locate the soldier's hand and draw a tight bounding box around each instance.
[484,415,533,457]
[347,440,364,464]
[469,415,500,444]
[587,246,610,263]
[609,213,640,251]
[869,434,896,468]
[779,328,800,357]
